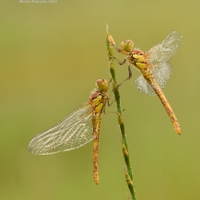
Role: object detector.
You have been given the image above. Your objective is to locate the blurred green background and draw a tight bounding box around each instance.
[0,1,199,200]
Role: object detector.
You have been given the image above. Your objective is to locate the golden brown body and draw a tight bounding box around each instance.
[110,31,182,135]
[28,79,109,185]
[130,50,181,135]
[89,80,109,184]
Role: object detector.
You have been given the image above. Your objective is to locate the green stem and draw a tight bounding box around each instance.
[106,26,136,200]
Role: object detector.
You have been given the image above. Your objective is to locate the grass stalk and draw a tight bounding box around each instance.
[106,25,137,200]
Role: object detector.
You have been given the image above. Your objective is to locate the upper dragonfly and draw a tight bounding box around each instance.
[110,31,182,135]
[28,78,110,185]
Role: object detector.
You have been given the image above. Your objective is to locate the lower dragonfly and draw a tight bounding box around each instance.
[109,31,182,135]
[28,78,110,185]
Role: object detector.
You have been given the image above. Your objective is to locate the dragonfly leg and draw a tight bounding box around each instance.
[108,78,113,84]
[107,79,120,107]
[109,55,127,66]
[118,58,127,65]
[107,98,116,107]
[113,45,123,54]
[127,64,132,79]
[103,98,125,113]
[117,65,132,88]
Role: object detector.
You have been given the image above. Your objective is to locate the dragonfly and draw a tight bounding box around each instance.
[110,31,182,135]
[28,78,110,185]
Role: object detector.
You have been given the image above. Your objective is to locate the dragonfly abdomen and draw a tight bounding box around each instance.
[90,88,108,185]
[149,78,181,135]
[92,114,102,185]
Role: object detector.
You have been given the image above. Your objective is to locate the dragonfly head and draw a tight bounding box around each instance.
[120,40,134,54]
[96,79,109,93]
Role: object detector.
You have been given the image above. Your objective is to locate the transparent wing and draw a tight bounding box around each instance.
[135,62,171,95]
[151,61,172,88]
[28,103,94,155]
[135,75,155,95]
[147,31,182,65]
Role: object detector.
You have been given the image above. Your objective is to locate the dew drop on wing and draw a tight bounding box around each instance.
[135,75,155,96]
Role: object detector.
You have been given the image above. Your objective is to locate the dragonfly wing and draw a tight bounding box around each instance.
[135,62,171,95]
[151,61,172,88]
[135,75,156,96]
[148,31,182,65]
[28,103,94,155]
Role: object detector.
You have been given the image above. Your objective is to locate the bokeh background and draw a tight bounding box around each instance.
[0,1,199,200]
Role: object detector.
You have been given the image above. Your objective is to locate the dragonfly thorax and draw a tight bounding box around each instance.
[128,50,148,70]
[90,91,108,112]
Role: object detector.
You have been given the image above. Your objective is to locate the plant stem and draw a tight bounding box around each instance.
[106,25,136,200]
